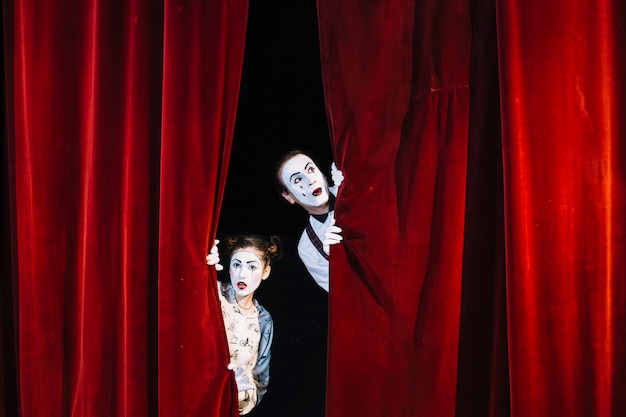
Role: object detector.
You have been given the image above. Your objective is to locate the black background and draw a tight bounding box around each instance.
[217,1,331,416]
[218,0,333,238]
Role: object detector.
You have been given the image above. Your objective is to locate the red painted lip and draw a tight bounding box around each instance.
[237,282,247,290]
[313,187,322,196]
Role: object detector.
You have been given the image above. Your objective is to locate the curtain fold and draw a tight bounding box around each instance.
[456,0,509,416]
[318,0,626,416]
[318,1,476,416]
[158,1,247,416]
[497,0,626,415]
[4,0,626,416]
[4,0,248,415]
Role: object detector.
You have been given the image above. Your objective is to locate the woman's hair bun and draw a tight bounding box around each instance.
[221,234,282,265]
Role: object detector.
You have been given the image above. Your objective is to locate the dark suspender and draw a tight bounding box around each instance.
[305,219,329,261]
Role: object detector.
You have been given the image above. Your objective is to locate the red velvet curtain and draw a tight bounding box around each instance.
[3,0,247,416]
[497,1,626,416]
[4,0,626,416]
[318,1,626,417]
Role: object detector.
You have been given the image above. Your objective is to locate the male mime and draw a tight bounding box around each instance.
[274,150,344,292]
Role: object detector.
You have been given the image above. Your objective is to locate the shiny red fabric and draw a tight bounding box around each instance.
[318,0,626,416]
[497,0,626,415]
[5,0,247,416]
[318,1,472,416]
[4,0,626,416]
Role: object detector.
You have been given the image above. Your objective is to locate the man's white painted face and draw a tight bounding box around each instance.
[229,249,269,297]
[280,154,329,208]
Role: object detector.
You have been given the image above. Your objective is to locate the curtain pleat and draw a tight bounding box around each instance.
[497,0,626,415]
[318,0,626,416]
[456,1,509,416]
[4,0,626,416]
[4,0,247,415]
[318,1,474,416]
[158,1,247,416]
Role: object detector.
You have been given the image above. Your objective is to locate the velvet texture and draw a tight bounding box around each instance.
[497,1,626,416]
[3,0,247,416]
[3,0,626,416]
[317,0,626,416]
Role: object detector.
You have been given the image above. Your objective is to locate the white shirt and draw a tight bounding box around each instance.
[297,210,334,292]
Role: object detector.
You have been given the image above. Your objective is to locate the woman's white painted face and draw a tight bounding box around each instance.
[280,154,329,208]
[229,249,269,297]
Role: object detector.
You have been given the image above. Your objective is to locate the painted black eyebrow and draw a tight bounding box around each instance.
[231,257,261,265]
[289,171,301,182]
[289,162,313,182]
